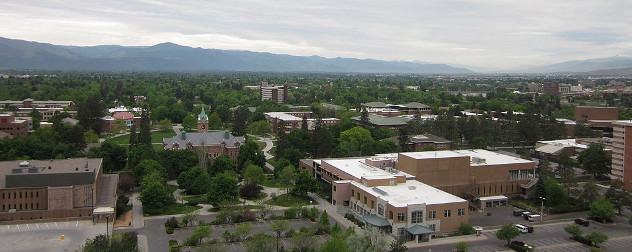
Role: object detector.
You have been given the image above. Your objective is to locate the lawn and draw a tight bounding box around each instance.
[144,204,202,216]
[107,131,176,145]
[255,140,266,150]
[266,194,316,207]
[260,177,284,188]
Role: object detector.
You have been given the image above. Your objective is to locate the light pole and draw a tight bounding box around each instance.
[539,197,545,223]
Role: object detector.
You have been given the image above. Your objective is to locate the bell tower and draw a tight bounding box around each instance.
[197,107,209,132]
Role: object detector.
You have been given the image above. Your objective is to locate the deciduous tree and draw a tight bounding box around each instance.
[495,223,521,246]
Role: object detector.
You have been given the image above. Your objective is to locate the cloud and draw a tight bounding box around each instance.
[0,0,631,70]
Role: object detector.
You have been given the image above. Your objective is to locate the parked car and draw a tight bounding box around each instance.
[513,209,527,216]
[518,224,534,233]
[528,214,540,222]
[511,240,525,246]
[575,218,589,226]
[522,212,532,220]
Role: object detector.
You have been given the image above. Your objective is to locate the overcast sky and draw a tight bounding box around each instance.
[1,0,631,70]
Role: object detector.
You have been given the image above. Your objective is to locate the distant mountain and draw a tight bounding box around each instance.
[521,56,632,73]
[0,37,472,73]
[582,67,632,76]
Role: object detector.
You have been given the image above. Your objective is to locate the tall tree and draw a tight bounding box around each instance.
[87,140,128,172]
[495,223,521,246]
[232,106,251,136]
[293,170,318,197]
[207,173,239,208]
[605,179,631,215]
[589,196,615,223]
[138,106,152,146]
[301,114,309,130]
[578,143,612,179]
[311,117,334,158]
[77,93,105,134]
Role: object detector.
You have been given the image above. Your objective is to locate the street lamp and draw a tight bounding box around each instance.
[539,197,545,223]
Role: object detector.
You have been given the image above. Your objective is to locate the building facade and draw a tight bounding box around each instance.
[0,158,117,222]
[612,121,632,190]
[575,106,619,122]
[0,99,75,110]
[260,84,288,104]
[264,111,340,133]
[0,113,29,137]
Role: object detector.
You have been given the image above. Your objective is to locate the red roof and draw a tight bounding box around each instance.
[112,112,134,120]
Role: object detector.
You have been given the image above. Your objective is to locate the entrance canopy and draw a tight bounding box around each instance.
[407,225,435,235]
[479,195,508,201]
[363,214,390,227]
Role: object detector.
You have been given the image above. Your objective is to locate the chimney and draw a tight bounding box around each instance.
[181,132,186,140]
[225,131,230,139]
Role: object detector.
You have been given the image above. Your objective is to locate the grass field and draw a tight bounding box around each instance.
[107,131,176,145]
[265,194,316,207]
[144,204,202,216]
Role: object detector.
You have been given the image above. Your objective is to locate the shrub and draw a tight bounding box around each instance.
[164,217,180,229]
[459,222,475,235]
[509,242,535,252]
[284,207,298,219]
[165,226,174,234]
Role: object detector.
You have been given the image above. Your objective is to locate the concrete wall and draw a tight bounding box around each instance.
[0,208,92,221]
[575,106,618,122]
[0,188,48,211]
[47,186,73,210]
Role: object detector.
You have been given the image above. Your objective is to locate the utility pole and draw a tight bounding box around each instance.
[539,197,545,223]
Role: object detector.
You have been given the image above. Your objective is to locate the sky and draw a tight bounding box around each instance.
[1,0,631,70]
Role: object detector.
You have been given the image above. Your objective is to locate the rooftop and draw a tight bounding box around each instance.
[401,149,534,166]
[322,156,413,181]
[613,120,632,126]
[351,114,411,126]
[350,179,466,207]
[163,131,246,149]
[265,112,302,121]
[0,158,103,188]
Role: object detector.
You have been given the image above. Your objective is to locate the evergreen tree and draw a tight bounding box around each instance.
[138,106,152,146]
[77,93,105,134]
[311,117,334,158]
[301,114,309,130]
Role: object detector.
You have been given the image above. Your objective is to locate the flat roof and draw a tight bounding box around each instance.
[479,195,508,201]
[352,179,466,207]
[613,120,632,126]
[322,158,414,181]
[400,149,534,166]
[264,112,302,121]
[0,158,102,188]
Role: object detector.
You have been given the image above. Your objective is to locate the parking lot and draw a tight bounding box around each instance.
[0,220,109,252]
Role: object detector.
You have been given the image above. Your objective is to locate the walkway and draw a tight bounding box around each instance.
[308,192,358,230]
[250,134,276,170]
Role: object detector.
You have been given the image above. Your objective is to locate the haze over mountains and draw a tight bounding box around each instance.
[1,37,631,74]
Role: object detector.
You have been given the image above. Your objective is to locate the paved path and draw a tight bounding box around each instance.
[308,192,358,230]
[250,134,276,170]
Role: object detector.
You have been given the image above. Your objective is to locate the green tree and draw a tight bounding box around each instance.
[247,120,272,136]
[455,241,469,252]
[320,238,350,252]
[459,222,475,235]
[137,107,152,146]
[238,141,266,170]
[77,93,105,134]
[317,210,330,234]
[589,196,615,223]
[209,154,237,176]
[208,112,223,130]
[87,140,128,173]
[585,232,609,247]
[578,181,600,207]
[28,109,42,130]
[293,170,318,197]
[243,164,265,185]
[290,232,318,252]
[184,225,211,246]
[279,165,296,194]
[182,115,197,131]
[133,159,165,185]
[495,223,521,246]
[578,143,612,179]
[311,117,334,158]
[347,227,387,252]
[78,232,139,252]
[233,106,251,136]
[158,118,172,132]
[388,235,408,252]
[563,225,582,238]
[271,220,289,251]
[207,173,239,208]
[605,179,631,214]
[544,178,568,207]
[244,234,276,252]
[338,126,376,156]
[177,166,211,195]
[140,181,168,210]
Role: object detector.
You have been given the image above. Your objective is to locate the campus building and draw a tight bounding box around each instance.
[612,120,632,190]
[163,109,246,160]
[0,98,75,110]
[260,84,288,104]
[301,154,467,241]
[0,158,117,222]
[264,111,340,133]
[0,113,29,137]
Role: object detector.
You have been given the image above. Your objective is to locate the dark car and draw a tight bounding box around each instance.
[575,218,589,226]
[511,240,525,246]
[522,212,532,220]
[513,210,526,216]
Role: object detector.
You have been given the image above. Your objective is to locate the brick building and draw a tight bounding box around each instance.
[612,121,632,190]
[264,111,340,133]
[0,158,117,222]
[0,113,29,137]
[575,106,619,122]
[260,84,288,104]
[0,98,75,110]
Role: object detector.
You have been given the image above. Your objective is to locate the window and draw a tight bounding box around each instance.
[429,211,436,219]
[458,208,465,216]
[357,192,360,200]
[444,209,451,217]
[364,196,367,204]
[429,224,436,231]
[378,204,384,216]
[411,211,423,223]
[371,200,375,208]
[351,189,354,196]
[389,211,393,219]
[397,213,405,222]
[333,186,336,192]
[397,228,406,236]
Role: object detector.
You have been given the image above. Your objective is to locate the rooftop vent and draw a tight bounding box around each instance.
[408,186,417,190]
[19,161,30,167]
[225,131,230,139]
[181,132,186,140]
[28,168,39,173]
[11,168,23,174]
[75,167,79,171]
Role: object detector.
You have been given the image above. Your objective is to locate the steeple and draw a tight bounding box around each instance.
[197,107,209,132]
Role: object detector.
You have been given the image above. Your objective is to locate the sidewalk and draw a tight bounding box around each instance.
[308,192,358,230]
[405,234,489,248]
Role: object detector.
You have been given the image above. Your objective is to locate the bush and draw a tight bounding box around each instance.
[344,213,366,228]
[169,240,180,252]
[165,217,180,229]
[165,226,174,234]
[572,235,593,246]
[459,222,475,235]
[186,198,200,206]
[284,207,298,219]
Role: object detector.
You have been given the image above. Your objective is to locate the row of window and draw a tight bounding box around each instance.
[2,202,39,211]
[2,191,39,200]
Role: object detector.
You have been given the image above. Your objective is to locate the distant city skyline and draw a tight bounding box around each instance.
[1,0,631,70]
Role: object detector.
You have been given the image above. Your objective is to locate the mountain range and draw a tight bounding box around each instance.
[1,37,632,74]
[0,37,471,73]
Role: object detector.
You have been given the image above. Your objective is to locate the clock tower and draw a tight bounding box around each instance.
[197,107,209,132]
